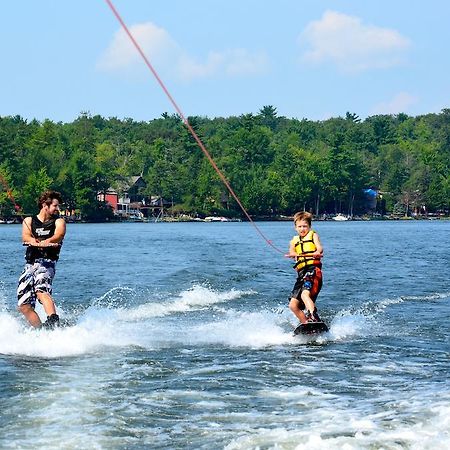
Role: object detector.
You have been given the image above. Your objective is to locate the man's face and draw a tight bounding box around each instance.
[294,219,310,237]
[44,199,60,216]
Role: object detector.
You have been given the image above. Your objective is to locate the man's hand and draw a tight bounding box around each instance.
[23,241,60,247]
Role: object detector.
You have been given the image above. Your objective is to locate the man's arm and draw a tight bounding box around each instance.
[22,217,66,247]
[44,218,66,244]
[22,217,38,245]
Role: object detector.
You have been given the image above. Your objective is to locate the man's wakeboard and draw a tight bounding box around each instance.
[293,321,329,336]
[41,316,73,330]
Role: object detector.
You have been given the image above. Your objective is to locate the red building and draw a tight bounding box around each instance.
[97,176,147,219]
[97,189,119,210]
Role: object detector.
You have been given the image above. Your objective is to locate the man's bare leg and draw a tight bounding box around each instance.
[18,304,42,328]
[36,292,56,316]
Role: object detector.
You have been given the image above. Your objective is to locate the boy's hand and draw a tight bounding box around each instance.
[285,252,323,258]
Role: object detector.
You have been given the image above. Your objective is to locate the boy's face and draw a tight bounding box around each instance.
[294,219,310,237]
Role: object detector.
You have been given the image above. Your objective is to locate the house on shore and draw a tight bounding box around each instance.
[97,176,169,220]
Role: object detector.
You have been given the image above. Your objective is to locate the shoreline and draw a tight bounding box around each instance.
[1,214,449,225]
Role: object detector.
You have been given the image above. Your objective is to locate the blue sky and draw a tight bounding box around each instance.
[1,0,449,123]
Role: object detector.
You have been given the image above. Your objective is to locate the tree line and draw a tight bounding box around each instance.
[1,106,449,220]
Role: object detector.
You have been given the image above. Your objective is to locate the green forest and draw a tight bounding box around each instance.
[1,106,449,221]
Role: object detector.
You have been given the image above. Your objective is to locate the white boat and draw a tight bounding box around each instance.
[332,213,350,221]
[204,216,230,222]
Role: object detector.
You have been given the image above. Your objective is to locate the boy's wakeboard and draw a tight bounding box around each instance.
[293,321,329,336]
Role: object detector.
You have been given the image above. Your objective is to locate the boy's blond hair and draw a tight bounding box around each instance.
[293,211,312,227]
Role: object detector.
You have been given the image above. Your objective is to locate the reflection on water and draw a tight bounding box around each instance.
[0,221,449,449]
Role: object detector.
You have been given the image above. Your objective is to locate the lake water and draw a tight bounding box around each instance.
[0,220,449,449]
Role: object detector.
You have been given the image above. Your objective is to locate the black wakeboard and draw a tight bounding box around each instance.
[41,318,74,330]
[293,321,329,336]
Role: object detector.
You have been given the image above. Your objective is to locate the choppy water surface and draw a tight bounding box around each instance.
[0,220,449,449]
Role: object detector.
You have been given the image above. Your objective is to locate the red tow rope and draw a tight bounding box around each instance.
[104,0,285,254]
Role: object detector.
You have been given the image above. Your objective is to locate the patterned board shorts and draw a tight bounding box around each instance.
[17,259,56,308]
[290,266,323,308]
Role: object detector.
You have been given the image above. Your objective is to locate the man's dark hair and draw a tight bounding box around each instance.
[38,190,63,209]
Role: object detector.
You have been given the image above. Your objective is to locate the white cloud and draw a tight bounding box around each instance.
[178,48,268,81]
[97,22,179,71]
[97,22,268,81]
[223,49,269,77]
[177,52,225,80]
[370,92,418,115]
[300,10,410,73]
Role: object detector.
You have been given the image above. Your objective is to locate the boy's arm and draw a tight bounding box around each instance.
[286,239,297,258]
[313,233,324,257]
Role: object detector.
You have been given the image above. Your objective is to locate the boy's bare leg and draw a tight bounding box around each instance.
[289,298,308,324]
[300,290,316,315]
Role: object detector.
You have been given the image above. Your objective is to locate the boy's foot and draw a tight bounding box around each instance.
[305,310,321,322]
[42,314,60,329]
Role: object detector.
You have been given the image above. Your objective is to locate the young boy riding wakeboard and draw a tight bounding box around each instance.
[286,211,324,327]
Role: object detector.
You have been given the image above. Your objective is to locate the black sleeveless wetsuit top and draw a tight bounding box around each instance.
[25,216,62,263]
